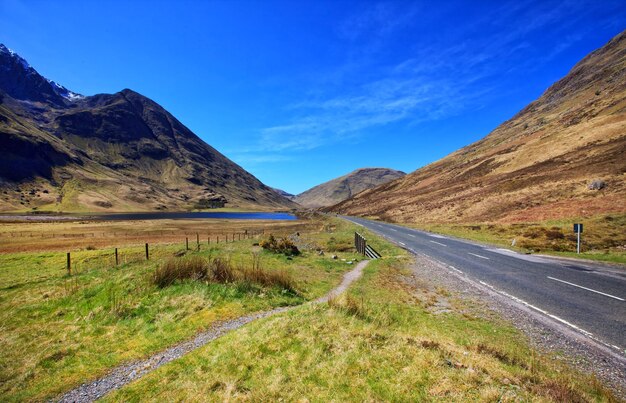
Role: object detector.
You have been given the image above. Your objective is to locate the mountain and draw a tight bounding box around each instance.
[271,188,295,200]
[294,168,406,208]
[0,44,296,212]
[329,31,626,223]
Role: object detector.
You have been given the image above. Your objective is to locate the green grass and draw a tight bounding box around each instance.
[407,214,626,265]
[0,219,362,401]
[103,233,615,402]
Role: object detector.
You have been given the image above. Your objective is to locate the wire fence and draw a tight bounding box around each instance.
[62,230,271,275]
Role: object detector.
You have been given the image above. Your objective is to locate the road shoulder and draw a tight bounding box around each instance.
[405,251,626,399]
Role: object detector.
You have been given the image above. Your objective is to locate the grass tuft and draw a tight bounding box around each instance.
[153,254,296,293]
[153,256,208,288]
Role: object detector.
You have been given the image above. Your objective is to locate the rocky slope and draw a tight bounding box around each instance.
[0,44,295,212]
[294,168,405,208]
[330,31,626,223]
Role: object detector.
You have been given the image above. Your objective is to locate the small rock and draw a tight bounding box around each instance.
[318,250,324,256]
[331,255,337,259]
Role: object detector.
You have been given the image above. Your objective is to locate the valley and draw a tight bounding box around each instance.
[1,9,625,402]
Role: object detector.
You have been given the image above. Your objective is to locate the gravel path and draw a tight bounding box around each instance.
[405,251,626,400]
[56,260,370,402]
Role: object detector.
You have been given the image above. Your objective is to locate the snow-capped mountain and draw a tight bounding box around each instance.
[0,44,83,106]
[0,44,296,212]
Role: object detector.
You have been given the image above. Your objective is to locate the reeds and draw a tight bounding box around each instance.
[153,254,295,292]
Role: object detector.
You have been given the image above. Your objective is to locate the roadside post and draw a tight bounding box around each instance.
[573,223,583,254]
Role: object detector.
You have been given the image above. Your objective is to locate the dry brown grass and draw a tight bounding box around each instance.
[153,256,209,288]
[153,254,296,292]
[0,218,313,253]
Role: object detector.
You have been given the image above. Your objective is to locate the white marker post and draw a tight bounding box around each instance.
[573,223,583,254]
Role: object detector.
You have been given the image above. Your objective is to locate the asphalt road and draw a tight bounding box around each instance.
[343,216,626,354]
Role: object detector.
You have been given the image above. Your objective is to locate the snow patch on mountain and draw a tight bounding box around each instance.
[0,44,33,71]
[48,79,84,101]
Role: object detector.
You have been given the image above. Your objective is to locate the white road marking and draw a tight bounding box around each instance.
[429,240,447,247]
[408,234,416,238]
[449,265,463,274]
[399,242,406,246]
[547,276,624,301]
[478,281,595,337]
[411,249,624,353]
[468,252,490,260]
[427,233,446,239]
[389,228,398,232]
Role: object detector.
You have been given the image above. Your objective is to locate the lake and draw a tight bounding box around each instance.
[0,212,298,222]
[94,212,298,221]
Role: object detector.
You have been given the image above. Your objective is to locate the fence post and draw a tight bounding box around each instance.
[66,252,71,276]
[217,236,219,244]
[208,236,210,245]
[196,233,200,251]
[186,237,189,250]
[115,248,118,266]
[145,243,149,260]
[355,232,368,255]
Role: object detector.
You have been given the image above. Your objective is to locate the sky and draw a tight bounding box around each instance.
[1,0,624,194]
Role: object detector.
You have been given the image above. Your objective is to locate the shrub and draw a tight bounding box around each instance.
[545,229,564,240]
[523,228,542,239]
[260,234,300,256]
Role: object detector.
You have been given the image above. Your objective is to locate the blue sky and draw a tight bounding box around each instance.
[1,0,624,194]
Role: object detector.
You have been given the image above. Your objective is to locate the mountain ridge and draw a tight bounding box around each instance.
[0,45,295,212]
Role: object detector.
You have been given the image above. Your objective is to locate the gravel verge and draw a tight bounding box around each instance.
[405,251,626,400]
[56,260,370,402]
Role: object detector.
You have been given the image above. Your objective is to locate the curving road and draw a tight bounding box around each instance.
[343,216,626,355]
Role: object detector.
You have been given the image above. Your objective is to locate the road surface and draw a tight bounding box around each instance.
[343,216,626,354]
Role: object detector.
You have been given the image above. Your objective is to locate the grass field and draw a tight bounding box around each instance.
[407,213,626,265]
[104,228,615,402]
[0,215,618,401]
[0,216,361,401]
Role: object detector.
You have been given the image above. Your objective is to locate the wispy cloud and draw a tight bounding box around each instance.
[229,152,294,166]
[257,75,473,152]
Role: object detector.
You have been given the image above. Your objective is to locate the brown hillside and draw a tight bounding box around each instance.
[330,31,626,223]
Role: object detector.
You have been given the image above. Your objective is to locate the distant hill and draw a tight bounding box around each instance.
[294,168,406,208]
[329,31,626,223]
[0,44,296,212]
[271,188,295,200]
